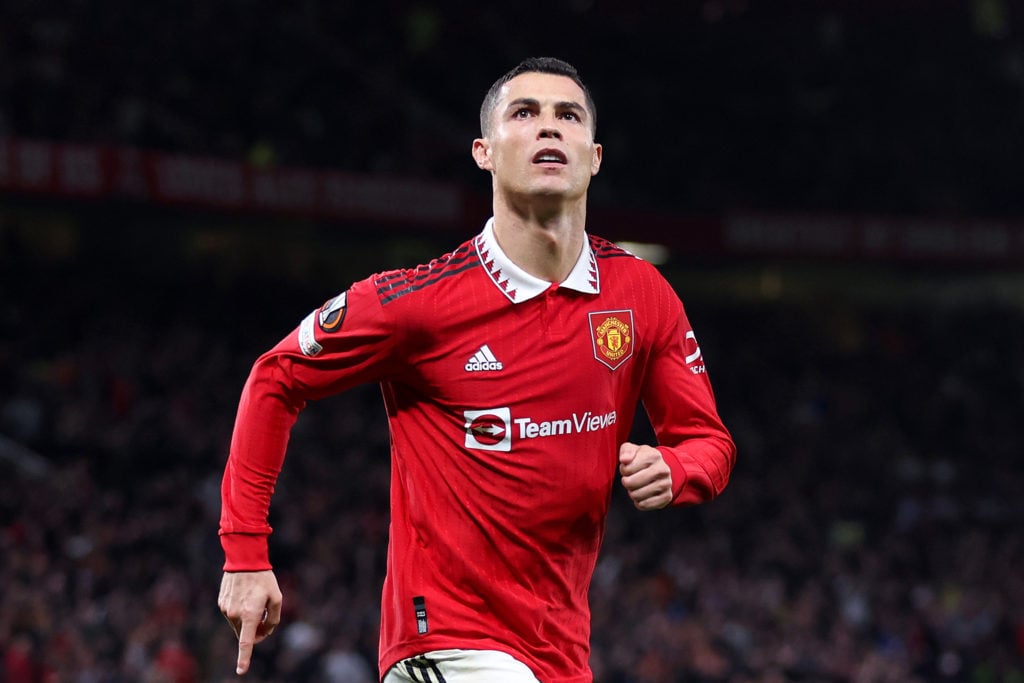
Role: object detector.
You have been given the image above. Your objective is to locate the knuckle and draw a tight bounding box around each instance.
[240,606,263,620]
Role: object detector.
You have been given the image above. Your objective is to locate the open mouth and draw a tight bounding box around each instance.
[532,149,567,164]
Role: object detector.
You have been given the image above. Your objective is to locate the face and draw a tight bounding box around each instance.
[473,72,602,202]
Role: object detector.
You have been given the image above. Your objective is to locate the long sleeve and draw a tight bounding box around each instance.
[640,284,736,506]
[218,279,402,570]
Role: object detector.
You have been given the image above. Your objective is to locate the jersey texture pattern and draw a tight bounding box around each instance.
[220,220,735,682]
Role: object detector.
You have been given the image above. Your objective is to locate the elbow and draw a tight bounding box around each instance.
[672,433,736,506]
[243,354,308,413]
[710,434,737,499]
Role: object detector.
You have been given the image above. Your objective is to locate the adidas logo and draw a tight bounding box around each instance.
[464,344,504,372]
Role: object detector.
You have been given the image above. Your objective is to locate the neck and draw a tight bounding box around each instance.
[490,193,588,283]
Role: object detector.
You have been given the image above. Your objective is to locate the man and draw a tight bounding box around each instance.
[218,57,736,682]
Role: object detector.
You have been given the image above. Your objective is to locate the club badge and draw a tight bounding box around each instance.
[589,310,634,370]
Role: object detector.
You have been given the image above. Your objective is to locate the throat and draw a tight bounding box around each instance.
[497,221,584,284]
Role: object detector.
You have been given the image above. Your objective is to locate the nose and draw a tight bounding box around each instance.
[538,126,562,140]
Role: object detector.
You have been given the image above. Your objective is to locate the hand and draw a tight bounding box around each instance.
[218,570,283,675]
[618,442,673,510]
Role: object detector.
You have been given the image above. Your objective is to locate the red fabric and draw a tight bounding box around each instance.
[220,227,735,681]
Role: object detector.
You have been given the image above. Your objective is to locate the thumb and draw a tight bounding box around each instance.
[618,442,640,469]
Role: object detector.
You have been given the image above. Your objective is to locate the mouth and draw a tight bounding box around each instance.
[532,148,567,165]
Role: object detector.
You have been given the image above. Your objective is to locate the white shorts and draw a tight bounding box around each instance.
[383,649,541,683]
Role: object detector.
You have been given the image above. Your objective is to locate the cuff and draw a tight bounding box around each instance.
[219,532,272,571]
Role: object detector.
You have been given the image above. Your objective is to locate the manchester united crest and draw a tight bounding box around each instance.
[589,310,635,370]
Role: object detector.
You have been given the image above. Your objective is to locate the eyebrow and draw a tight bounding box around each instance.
[506,97,588,119]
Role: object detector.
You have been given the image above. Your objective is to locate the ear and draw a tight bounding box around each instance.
[472,138,493,171]
[590,142,603,177]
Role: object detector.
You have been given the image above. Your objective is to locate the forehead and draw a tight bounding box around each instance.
[496,72,589,112]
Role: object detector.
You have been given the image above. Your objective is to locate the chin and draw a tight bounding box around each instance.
[528,179,578,197]
[504,179,586,204]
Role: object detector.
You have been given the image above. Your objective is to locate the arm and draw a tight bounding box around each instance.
[622,283,735,509]
[218,280,400,672]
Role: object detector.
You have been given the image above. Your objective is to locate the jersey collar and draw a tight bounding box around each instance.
[474,218,600,304]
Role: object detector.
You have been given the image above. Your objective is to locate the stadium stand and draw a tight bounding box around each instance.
[2,2,1023,681]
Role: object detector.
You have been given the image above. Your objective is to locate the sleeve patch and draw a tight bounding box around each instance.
[317,291,348,333]
[684,330,706,374]
[298,311,323,357]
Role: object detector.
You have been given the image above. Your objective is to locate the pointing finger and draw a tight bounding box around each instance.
[236,614,258,675]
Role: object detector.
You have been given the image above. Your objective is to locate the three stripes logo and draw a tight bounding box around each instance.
[464,344,503,372]
[402,656,448,683]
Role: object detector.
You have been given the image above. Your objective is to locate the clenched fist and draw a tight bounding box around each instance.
[618,442,673,510]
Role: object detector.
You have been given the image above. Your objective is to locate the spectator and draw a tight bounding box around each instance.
[1,245,1022,681]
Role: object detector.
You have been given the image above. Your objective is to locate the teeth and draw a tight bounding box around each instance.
[537,155,562,163]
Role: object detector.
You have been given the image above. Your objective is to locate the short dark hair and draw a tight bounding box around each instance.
[479,57,597,138]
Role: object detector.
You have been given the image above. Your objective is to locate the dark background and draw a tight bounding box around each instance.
[1,2,1022,682]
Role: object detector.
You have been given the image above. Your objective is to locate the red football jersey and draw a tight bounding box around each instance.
[220,220,736,682]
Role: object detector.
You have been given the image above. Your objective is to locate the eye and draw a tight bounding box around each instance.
[559,111,582,122]
[513,108,533,119]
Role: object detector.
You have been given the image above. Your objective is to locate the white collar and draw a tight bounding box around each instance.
[474,218,600,304]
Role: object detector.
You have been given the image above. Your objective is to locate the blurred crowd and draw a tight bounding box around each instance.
[2,1,1024,681]
[2,1,1024,216]
[1,241,1022,682]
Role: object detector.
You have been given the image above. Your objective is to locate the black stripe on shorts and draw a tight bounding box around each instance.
[404,656,447,683]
